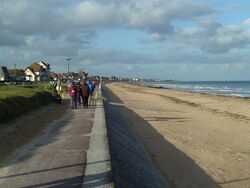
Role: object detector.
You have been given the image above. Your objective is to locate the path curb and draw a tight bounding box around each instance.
[82,98,113,188]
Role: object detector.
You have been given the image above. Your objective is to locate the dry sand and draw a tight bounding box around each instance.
[105,82,250,188]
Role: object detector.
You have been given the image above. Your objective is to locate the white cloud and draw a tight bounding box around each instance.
[243,18,250,26]
[1,0,215,38]
[1,0,250,80]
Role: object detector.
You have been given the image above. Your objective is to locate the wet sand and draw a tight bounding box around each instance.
[105,82,250,188]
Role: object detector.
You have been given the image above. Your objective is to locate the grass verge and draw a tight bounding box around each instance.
[0,85,54,123]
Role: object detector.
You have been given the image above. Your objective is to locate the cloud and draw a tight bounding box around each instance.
[201,25,250,53]
[148,17,250,53]
[1,0,215,38]
[243,18,250,26]
[0,0,229,54]
[65,33,94,44]
[1,0,250,81]
[76,48,250,67]
[37,42,81,57]
[0,31,26,46]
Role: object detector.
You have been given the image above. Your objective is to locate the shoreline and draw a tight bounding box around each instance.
[140,83,250,100]
[105,82,250,188]
[137,81,250,99]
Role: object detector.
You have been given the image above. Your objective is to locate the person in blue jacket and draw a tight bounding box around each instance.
[87,80,95,106]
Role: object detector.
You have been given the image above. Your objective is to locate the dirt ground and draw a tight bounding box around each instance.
[106,83,250,188]
[0,100,69,163]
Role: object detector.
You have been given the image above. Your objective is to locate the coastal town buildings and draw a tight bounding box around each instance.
[1,61,92,83]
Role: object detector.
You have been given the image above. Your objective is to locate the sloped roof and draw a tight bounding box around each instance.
[8,69,25,76]
[24,67,35,75]
[30,63,43,72]
[39,61,50,69]
[50,71,57,79]
[29,62,50,72]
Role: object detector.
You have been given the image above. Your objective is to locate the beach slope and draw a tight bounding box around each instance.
[105,82,250,188]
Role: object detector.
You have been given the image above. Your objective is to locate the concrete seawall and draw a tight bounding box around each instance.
[102,86,169,188]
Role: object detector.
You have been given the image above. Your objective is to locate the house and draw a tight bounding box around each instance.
[25,67,36,81]
[25,61,50,82]
[50,71,58,81]
[0,66,10,81]
[8,69,25,81]
[59,73,69,82]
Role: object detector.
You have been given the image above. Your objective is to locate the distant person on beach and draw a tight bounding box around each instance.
[82,81,90,108]
[68,80,77,109]
[87,80,95,106]
[76,81,83,106]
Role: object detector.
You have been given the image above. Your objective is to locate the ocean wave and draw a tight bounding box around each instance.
[143,81,250,98]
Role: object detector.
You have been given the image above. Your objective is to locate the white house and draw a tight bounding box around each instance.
[25,61,50,82]
[25,67,36,81]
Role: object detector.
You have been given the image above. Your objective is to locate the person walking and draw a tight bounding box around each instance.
[87,80,95,106]
[68,80,77,109]
[82,81,90,108]
[76,81,83,106]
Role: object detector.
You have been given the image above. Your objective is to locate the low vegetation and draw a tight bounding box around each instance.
[0,84,55,123]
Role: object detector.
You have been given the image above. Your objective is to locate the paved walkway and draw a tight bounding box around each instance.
[0,87,169,188]
[0,99,112,188]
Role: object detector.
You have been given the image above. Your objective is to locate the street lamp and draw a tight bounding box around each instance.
[66,58,71,76]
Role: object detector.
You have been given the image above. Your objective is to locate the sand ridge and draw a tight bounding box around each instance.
[106,82,250,188]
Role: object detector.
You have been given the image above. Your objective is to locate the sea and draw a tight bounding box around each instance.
[142,81,250,98]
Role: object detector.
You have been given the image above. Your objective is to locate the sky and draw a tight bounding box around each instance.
[1,0,250,81]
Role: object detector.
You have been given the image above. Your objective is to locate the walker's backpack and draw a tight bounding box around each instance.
[88,82,95,92]
[82,85,89,96]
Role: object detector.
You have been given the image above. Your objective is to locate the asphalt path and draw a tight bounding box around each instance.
[0,104,95,188]
[102,86,169,188]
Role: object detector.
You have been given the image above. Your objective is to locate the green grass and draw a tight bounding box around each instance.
[1,86,38,99]
[0,84,54,99]
[0,85,54,123]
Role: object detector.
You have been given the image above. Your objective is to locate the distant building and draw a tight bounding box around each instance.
[25,67,36,81]
[25,61,50,82]
[0,66,10,81]
[58,73,69,82]
[77,70,87,80]
[8,69,25,81]
[111,76,118,81]
[50,71,58,81]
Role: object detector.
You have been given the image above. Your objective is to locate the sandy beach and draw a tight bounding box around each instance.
[105,82,250,188]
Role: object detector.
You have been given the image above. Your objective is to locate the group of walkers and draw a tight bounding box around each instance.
[68,80,96,109]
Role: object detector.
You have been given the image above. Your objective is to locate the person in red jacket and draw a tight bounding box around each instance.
[68,80,77,109]
[82,81,90,108]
